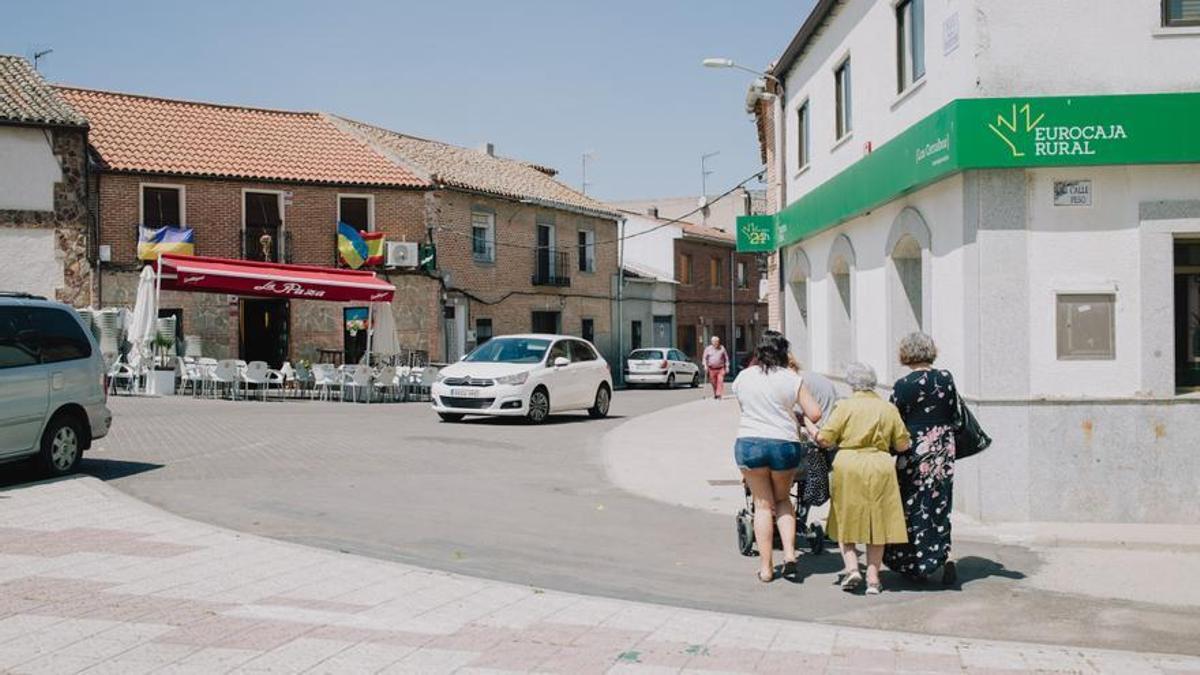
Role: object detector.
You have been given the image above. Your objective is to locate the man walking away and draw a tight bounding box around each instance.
[702,336,729,399]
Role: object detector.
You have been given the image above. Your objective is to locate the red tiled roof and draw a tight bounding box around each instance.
[55,87,428,188]
[680,221,734,244]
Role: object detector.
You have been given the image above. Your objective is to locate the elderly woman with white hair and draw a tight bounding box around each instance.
[808,362,911,595]
[884,332,961,585]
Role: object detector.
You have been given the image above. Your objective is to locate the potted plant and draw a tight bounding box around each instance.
[152,333,177,395]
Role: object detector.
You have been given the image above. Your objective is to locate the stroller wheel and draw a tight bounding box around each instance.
[808,524,825,555]
[736,510,756,557]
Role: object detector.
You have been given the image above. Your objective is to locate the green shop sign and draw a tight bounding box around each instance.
[740,92,1200,252]
[735,214,777,252]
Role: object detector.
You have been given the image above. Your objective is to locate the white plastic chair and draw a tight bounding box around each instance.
[373,366,397,402]
[412,367,438,402]
[279,362,296,398]
[107,357,137,396]
[243,361,283,401]
[195,357,218,398]
[312,364,339,401]
[343,365,374,403]
[175,358,200,396]
[212,359,242,399]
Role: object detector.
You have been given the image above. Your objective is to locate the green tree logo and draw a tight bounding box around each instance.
[987,103,1044,157]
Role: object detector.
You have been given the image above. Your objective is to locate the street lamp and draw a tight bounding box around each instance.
[702,57,781,84]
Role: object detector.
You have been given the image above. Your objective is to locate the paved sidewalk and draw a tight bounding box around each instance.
[601,397,1200,609]
[1,478,1198,674]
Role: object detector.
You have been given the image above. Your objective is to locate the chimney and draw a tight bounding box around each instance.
[478,142,495,157]
[646,206,659,218]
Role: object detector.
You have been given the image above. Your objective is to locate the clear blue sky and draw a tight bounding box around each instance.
[2,0,813,201]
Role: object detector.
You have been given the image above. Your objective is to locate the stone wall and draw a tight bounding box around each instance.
[0,127,92,306]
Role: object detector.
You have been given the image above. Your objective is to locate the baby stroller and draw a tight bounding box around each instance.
[735,445,829,557]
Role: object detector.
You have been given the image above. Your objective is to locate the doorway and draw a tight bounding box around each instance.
[1175,240,1200,390]
[239,299,289,367]
[652,315,672,347]
[244,191,283,262]
[536,222,555,280]
[343,306,368,366]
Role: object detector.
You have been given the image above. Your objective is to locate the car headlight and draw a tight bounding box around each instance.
[495,371,529,386]
[435,372,448,383]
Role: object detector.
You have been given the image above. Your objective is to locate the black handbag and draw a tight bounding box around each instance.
[953,395,992,460]
[800,444,830,506]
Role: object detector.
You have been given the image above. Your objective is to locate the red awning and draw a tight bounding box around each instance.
[155,254,395,302]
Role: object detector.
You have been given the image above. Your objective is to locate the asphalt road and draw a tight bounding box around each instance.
[8,390,1197,656]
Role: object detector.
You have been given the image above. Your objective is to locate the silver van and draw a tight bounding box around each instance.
[0,293,112,476]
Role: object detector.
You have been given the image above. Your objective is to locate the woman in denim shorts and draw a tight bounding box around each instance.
[733,331,825,582]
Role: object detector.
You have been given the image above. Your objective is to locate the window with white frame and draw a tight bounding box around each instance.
[577,229,596,272]
[1056,293,1116,360]
[141,185,184,227]
[338,195,373,232]
[796,101,810,169]
[1164,0,1200,26]
[896,0,926,92]
[834,58,853,140]
[471,210,495,263]
[736,260,748,289]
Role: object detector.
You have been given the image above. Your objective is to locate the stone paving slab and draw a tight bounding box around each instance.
[0,477,1197,674]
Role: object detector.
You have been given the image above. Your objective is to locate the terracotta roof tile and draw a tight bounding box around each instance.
[340,118,620,219]
[680,220,735,244]
[0,55,87,126]
[55,87,427,188]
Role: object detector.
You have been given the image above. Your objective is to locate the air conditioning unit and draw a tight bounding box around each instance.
[385,241,419,268]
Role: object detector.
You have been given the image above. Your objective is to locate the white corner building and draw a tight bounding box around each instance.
[745,0,1200,523]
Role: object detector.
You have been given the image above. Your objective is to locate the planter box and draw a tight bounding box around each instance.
[152,369,176,396]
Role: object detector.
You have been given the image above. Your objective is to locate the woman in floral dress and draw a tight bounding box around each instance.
[884,332,960,585]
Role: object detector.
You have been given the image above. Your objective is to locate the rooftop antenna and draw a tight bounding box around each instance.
[33,48,54,71]
[581,150,595,195]
[700,150,720,225]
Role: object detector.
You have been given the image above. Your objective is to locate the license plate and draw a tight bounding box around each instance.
[451,388,478,397]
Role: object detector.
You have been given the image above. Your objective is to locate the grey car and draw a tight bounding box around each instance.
[0,293,112,476]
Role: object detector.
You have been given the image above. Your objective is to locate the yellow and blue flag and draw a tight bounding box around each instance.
[137,225,194,260]
[337,222,368,269]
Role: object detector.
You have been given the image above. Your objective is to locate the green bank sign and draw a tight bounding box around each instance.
[737,92,1200,252]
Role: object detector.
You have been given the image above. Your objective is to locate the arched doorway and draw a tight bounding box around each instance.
[827,234,856,375]
[784,246,812,369]
[886,208,932,378]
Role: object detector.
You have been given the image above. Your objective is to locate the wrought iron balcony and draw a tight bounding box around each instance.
[532,249,571,287]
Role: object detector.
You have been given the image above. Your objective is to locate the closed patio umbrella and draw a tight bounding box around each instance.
[370,300,400,358]
[126,265,158,393]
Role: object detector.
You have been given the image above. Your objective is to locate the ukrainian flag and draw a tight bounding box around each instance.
[337,222,368,269]
[137,225,194,260]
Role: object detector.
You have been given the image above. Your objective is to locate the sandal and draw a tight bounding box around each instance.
[781,558,798,579]
[865,581,883,595]
[840,572,864,593]
[756,570,775,583]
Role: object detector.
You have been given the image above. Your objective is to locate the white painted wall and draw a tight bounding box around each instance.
[1026,164,1200,397]
[0,227,62,297]
[618,213,680,282]
[0,126,62,211]
[977,0,1200,97]
[781,0,980,202]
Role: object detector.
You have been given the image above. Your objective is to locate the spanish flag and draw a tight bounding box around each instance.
[337,222,368,269]
[362,231,385,266]
[138,225,194,260]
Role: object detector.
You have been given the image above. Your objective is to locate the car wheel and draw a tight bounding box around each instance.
[527,388,550,424]
[39,413,83,477]
[690,372,701,388]
[665,373,675,389]
[588,384,611,419]
[437,413,465,423]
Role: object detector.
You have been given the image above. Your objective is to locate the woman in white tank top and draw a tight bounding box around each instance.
[733,330,824,582]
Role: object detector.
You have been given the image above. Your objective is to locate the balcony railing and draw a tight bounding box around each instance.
[532,249,571,287]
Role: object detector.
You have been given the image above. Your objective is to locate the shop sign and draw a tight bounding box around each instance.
[736,215,777,253]
[1053,180,1092,206]
[757,92,1200,251]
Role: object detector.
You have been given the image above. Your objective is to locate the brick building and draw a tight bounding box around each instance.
[673,223,767,369]
[0,56,92,306]
[60,86,620,366]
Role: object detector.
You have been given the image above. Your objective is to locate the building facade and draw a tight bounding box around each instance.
[750,0,1200,523]
[0,56,92,306]
[61,86,621,367]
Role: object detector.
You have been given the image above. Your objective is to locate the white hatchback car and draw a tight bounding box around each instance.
[0,293,112,476]
[431,334,613,424]
[624,347,701,388]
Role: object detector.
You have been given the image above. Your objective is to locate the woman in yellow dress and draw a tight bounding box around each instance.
[808,362,911,595]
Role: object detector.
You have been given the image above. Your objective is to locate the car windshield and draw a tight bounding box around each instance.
[464,337,551,364]
[629,349,665,360]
